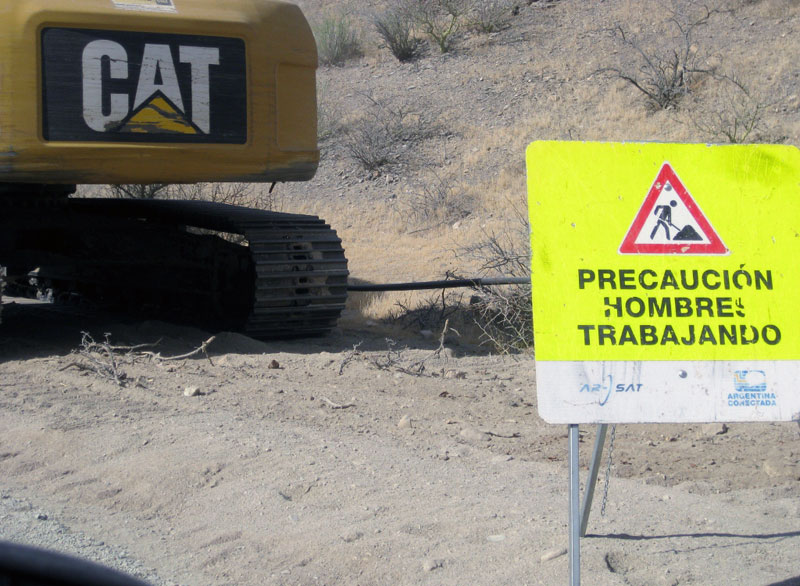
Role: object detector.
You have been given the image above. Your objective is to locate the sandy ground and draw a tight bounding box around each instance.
[1,301,799,586]
[3,1,800,584]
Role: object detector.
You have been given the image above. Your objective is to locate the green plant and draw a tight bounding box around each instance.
[402,0,471,53]
[374,9,425,62]
[470,0,513,33]
[314,13,362,66]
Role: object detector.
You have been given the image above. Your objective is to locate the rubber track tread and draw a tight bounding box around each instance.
[72,199,349,339]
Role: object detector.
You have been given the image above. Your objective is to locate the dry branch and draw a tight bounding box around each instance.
[63,333,217,386]
[321,396,356,409]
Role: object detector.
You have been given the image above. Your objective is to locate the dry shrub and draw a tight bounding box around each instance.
[374,9,426,62]
[402,171,474,228]
[470,0,515,33]
[342,93,430,171]
[689,76,779,143]
[317,78,343,145]
[385,289,466,332]
[102,183,283,211]
[402,0,472,53]
[603,4,718,110]
[458,211,532,353]
[314,12,362,66]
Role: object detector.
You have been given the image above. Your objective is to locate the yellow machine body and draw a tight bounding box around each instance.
[0,0,319,184]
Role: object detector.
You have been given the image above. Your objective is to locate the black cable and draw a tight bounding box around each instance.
[346,276,530,292]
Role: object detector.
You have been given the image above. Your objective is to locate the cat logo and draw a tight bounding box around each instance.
[82,41,219,135]
[42,28,247,144]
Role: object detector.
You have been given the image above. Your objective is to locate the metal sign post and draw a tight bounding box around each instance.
[568,424,581,585]
[527,141,800,584]
[580,424,608,537]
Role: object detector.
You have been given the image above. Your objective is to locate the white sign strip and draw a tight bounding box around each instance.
[536,360,800,424]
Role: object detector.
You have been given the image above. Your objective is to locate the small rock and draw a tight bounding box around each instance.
[397,414,413,429]
[36,513,48,521]
[460,428,490,442]
[763,459,786,478]
[700,423,728,436]
[444,370,467,380]
[342,530,364,543]
[183,386,201,397]
[491,455,513,463]
[268,359,280,369]
[423,559,444,572]
[486,534,506,543]
[540,547,567,562]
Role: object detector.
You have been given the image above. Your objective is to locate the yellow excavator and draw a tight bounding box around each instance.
[0,0,348,337]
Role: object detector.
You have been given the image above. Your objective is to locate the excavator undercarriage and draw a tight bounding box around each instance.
[0,186,348,337]
[1,0,349,338]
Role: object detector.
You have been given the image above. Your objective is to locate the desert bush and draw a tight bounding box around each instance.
[459,211,532,352]
[374,9,426,62]
[342,94,429,170]
[470,0,514,33]
[107,184,171,199]
[402,0,472,53]
[689,76,774,143]
[342,117,396,170]
[604,5,717,110]
[317,79,342,144]
[386,290,467,332]
[102,182,281,211]
[314,13,362,66]
[403,171,474,227]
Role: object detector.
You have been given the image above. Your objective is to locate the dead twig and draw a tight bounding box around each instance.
[68,332,128,386]
[338,341,363,375]
[321,396,356,409]
[139,336,216,366]
[484,430,521,439]
[66,333,216,386]
[369,320,452,377]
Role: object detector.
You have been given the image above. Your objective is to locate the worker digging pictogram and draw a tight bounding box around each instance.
[619,162,728,255]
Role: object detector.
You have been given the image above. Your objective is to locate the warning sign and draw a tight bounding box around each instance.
[619,163,728,255]
[526,141,800,424]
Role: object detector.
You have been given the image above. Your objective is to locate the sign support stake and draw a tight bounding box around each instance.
[568,424,581,585]
[580,423,608,537]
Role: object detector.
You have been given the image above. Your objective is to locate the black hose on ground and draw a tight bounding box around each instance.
[346,277,529,292]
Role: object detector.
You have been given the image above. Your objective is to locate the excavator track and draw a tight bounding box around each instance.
[2,196,349,339]
[76,199,349,338]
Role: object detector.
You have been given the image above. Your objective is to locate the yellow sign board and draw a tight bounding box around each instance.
[528,141,800,362]
[527,141,800,423]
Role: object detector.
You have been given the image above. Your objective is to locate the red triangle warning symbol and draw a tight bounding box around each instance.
[619,162,728,255]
